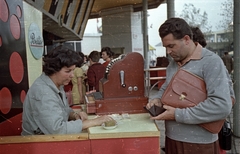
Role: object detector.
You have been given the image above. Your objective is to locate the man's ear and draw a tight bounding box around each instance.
[183,35,191,45]
[183,35,191,40]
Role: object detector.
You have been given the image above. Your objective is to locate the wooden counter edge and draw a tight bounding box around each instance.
[89,131,160,139]
[0,133,88,144]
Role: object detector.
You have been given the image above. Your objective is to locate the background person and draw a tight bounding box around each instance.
[81,54,89,74]
[22,46,112,135]
[147,18,234,154]
[87,50,105,91]
[191,26,207,47]
[101,47,114,68]
[222,51,233,74]
[71,52,87,105]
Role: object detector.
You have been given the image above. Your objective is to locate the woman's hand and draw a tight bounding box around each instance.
[74,111,88,120]
[82,115,113,130]
[94,115,113,126]
[70,111,88,120]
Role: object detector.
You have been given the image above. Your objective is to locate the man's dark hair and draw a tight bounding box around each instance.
[159,17,193,40]
[191,27,207,47]
[88,50,100,62]
[43,45,81,76]
[224,51,229,55]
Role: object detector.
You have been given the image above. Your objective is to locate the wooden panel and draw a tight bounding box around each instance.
[68,0,81,28]
[0,133,88,144]
[78,0,94,36]
[100,52,145,98]
[74,0,87,33]
[0,113,160,154]
[60,0,69,20]
[43,0,52,12]
[0,140,90,154]
[0,113,22,136]
[95,97,148,115]
[90,137,160,154]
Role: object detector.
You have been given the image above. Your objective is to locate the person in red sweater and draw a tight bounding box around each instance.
[87,51,105,91]
[101,47,114,68]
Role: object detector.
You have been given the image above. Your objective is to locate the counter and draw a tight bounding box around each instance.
[0,113,160,154]
[88,113,160,154]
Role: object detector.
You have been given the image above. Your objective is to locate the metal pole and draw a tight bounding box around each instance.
[142,0,149,96]
[167,0,175,19]
[233,0,240,137]
[166,0,175,60]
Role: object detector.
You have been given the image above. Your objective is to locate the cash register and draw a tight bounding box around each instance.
[86,52,148,115]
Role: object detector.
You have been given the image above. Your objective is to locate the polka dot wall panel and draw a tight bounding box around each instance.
[0,0,28,123]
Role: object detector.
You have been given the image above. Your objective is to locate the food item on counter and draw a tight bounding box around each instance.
[104,120,116,127]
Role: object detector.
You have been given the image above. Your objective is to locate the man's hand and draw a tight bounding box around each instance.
[146,98,162,109]
[150,105,176,120]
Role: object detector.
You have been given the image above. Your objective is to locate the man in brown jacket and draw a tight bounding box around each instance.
[87,51,105,91]
[222,51,233,74]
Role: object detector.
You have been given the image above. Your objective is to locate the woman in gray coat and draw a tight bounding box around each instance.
[22,46,112,135]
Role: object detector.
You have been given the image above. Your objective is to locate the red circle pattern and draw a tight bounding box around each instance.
[0,2,25,121]
[0,87,12,114]
[10,15,21,40]
[16,5,22,18]
[20,90,26,103]
[0,0,9,22]
[9,52,24,84]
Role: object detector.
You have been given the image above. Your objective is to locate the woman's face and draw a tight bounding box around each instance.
[84,56,87,62]
[101,51,109,61]
[52,65,75,88]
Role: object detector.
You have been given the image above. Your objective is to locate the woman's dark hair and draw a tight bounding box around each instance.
[191,27,207,47]
[101,47,114,58]
[43,45,81,76]
[84,55,88,61]
[159,17,193,40]
[76,51,84,67]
